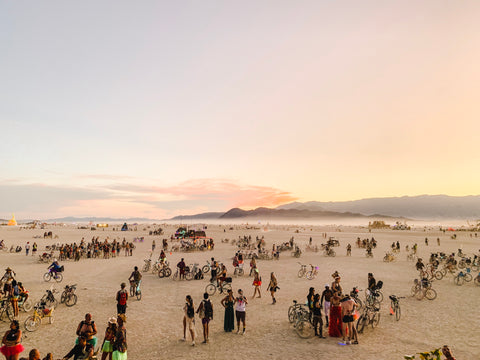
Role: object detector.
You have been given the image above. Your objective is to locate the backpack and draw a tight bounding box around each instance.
[203,300,213,319]
[186,303,194,318]
[118,290,127,305]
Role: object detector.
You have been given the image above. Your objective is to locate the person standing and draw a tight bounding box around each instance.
[0,320,24,360]
[210,258,217,282]
[307,287,315,322]
[25,243,30,256]
[312,294,325,338]
[267,272,278,304]
[321,285,333,327]
[367,273,376,290]
[112,314,127,359]
[196,293,213,344]
[220,290,235,332]
[341,294,358,344]
[235,289,247,334]
[183,295,196,346]
[151,240,156,252]
[116,283,128,315]
[177,258,186,280]
[101,318,117,360]
[32,243,37,256]
[328,292,342,337]
[252,269,261,298]
[331,276,342,296]
[346,244,351,256]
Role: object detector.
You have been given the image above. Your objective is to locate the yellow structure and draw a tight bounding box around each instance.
[7,214,17,226]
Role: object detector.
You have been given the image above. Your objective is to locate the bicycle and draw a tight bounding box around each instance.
[157,262,172,278]
[287,299,309,323]
[389,295,404,321]
[43,268,63,283]
[205,277,232,296]
[297,263,308,278]
[323,248,336,257]
[0,296,14,322]
[356,304,380,333]
[233,264,244,277]
[142,258,151,272]
[306,264,318,280]
[349,287,364,312]
[41,288,59,308]
[287,300,314,338]
[24,302,54,331]
[60,284,78,307]
[434,264,456,280]
[411,278,437,300]
[383,252,396,262]
[454,269,473,286]
[129,280,142,301]
[18,292,33,312]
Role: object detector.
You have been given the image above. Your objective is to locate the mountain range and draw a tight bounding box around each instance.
[171,195,480,221]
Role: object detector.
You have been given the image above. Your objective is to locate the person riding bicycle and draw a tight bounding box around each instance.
[48,259,62,277]
[217,265,227,291]
[367,273,376,291]
[415,258,425,272]
[128,266,142,294]
[159,250,166,263]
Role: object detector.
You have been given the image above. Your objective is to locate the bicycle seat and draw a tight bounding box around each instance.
[389,295,397,301]
[293,300,297,304]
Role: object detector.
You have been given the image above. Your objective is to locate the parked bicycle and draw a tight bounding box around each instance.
[383,252,396,262]
[0,296,14,322]
[349,287,364,312]
[24,302,54,332]
[323,248,336,257]
[297,263,308,278]
[60,284,78,307]
[356,304,380,333]
[205,277,232,296]
[18,292,33,312]
[142,258,152,272]
[287,300,314,338]
[389,295,404,321]
[41,287,59,308]
[306,264,319,280]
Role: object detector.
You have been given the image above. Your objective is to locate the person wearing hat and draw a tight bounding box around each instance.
[321,284,333,327]
[1,268,15,294]
[101,317,117,360]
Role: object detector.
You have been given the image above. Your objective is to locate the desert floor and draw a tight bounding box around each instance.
[0,223,478,359]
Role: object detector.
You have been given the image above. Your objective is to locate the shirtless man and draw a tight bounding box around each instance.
[320,285,333,327]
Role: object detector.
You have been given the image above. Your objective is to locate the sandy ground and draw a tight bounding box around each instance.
[0,223,478,360]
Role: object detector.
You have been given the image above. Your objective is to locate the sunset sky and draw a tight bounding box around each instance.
[1,1,480,219]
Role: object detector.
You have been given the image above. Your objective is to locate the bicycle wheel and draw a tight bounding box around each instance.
[454,276,464,286]
[297,269,306,278]
[238,268,244,276]
[355,298,363,312]
[425,288,437,300]
[356,314,367,334]
[43,272,52,282]
[24,315,41,332]
[130,285,135,297]
[136,290,142,301]
[376,291,384,302]
[371,312,380,328]
[288,306,296,323]
[434,271,443,280]
[172,271,178,281]
[222,283,232,293]
[158,269,165,278]
[205,284,216,296]
[458,261,465,269]
[185,272,194,281]
[142,264,149,272]
[60,291,67,304]
[54,273,63,283]
[395,304,401,321]
[22,299,33,312]
[295,319,315,338]
[331,250,336,257]
[202,265,210,273]
[415,289,425,301]
[65,294,78,307]
[164,268,172,277]
[464,273,473,282]
[306,271,315,280]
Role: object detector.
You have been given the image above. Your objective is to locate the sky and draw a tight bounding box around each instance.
[1,1,480,219]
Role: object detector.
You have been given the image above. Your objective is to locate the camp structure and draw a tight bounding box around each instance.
[121,222,128,231]
[7,214,17,226]
[368,220,390,229]
[96,223,109,228]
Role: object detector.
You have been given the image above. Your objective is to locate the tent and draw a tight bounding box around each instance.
[7,214,17,226]
[121,222,128,231]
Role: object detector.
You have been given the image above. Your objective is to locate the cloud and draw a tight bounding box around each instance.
[0,179,297,219]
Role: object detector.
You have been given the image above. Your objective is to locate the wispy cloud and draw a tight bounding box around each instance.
[0,179,296,219]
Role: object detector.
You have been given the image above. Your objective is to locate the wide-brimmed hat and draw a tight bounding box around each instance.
[117,314,126,323]
[5,267,12,271]
[108,317,117,324]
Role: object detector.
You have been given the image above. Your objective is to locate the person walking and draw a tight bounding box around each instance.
[235,289,247,334]
[183,295,196,346]
[25,243,30,256]
[196,293,213,344]
[220,290,235,332]
[116,283,128,315]
[267,272,278,304]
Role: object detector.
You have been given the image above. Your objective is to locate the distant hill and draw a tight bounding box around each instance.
[168,207,394,220]
[276,195,480,220]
